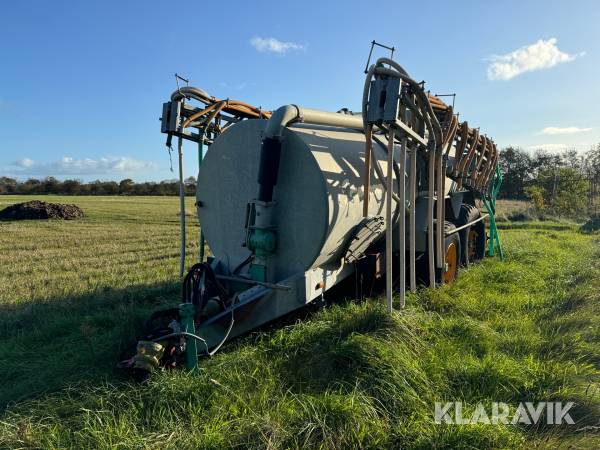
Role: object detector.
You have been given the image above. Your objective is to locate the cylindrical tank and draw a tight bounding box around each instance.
[197,119,405,280]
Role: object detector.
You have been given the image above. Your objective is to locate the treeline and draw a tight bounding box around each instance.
[0,177,197,196]
[499,144,600,216]
[2,145,600,216]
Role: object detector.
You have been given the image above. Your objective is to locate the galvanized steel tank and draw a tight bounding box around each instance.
[196,119,406,280]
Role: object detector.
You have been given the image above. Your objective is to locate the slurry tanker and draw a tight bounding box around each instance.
[121,50,502,377]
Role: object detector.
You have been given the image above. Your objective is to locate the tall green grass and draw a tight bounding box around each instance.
[0,196,599,449]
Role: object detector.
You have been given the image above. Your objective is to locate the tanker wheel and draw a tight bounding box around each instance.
[457,204,486,266]
[418,222,461,286]
[438,221,461,285]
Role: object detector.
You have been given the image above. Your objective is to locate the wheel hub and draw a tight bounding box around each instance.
[442,242,458,284]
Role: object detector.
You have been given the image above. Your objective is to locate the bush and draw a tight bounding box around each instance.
[527,167,589,217]
[524,186,545,211]
[580,214,600,233]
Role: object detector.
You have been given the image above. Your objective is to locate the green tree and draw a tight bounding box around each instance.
[184,176,196,196]
[88,180,105,195]
[0,177,18,194]
[535,167,589,216]
[22,178,42,194]
[103,181,119,195]
[119,178,135,195]
[498,147,532,199]
[530,150,562,177]
[42,177,60,194]
[525,186,545,210]
[62,179,82,195]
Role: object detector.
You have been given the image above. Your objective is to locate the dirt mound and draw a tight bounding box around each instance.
[0,200,84,221]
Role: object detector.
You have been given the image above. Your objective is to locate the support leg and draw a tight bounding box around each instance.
[178,135,186,277]
[398,137,407,308]
[385,131,396,313]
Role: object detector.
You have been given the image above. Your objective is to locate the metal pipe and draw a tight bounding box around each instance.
[427,150,435,287]
[445,214,488,235]
[385,130,395,313]
[198,136,206,263]
[265,104,364,140]
[264,105,300,138]
[298,107,364,130]
[409,142,417,292]
[371,59,441,286]
[435,151,444,269]
[398,136,407,308]
[215,274,291,290]
[178,303,197,370]
[178,134,186,278]
[370,138,402,204]
[362,64,377,129]
[441,158,447,269]
[171,86,211,103]
[363,124,373,217]
[372,61,442,146]
[260,104,365,204]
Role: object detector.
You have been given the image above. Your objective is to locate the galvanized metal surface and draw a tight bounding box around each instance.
[197,119,408,281]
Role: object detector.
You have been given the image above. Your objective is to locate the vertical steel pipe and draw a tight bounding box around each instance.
[427,149,436,287]
[179,303,198,370]
[409,142,417,292]
[385,130,396,313]
[398,136,407,308]
[198,136,206,263]
[435,150,444,269]
[178,135,186,278]
[363,124,373,217]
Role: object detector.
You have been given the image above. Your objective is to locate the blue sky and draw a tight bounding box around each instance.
[1,0,599,181]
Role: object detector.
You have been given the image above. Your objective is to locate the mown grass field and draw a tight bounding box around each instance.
[0,195,599,449]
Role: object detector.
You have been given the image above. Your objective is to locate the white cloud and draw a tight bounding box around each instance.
[15,158,35,168]
[540,126,592,135]
[250,37,304,54]
[527,143,571,152]
[7,156,155,176]
[487,38,584,81]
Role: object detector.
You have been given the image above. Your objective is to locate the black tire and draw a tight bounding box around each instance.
[437,221,461,285]
[456,204,486,266]
[419,221,461,286]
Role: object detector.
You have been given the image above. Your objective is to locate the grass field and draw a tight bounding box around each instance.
[1,195,599,449]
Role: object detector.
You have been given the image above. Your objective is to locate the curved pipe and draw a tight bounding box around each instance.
[264,105,301,139]
[264,105,364,140]
[171,86,211,102]
[361,57,443,288]
[257,104,365,203]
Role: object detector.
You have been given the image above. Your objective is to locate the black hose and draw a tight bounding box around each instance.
[232,254,253,275]
[182,263,229,310]
[257,137,282,202]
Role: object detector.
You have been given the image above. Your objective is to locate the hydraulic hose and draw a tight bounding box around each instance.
[171,86,270,121]
[362,57,443,287]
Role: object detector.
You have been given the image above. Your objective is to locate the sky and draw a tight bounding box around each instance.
[1,0,599,181]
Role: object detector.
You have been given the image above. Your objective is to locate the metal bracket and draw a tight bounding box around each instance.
[364,40,395,73]
[344,216,386,264]
[435,93,456,110]
[366,76,401,124]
